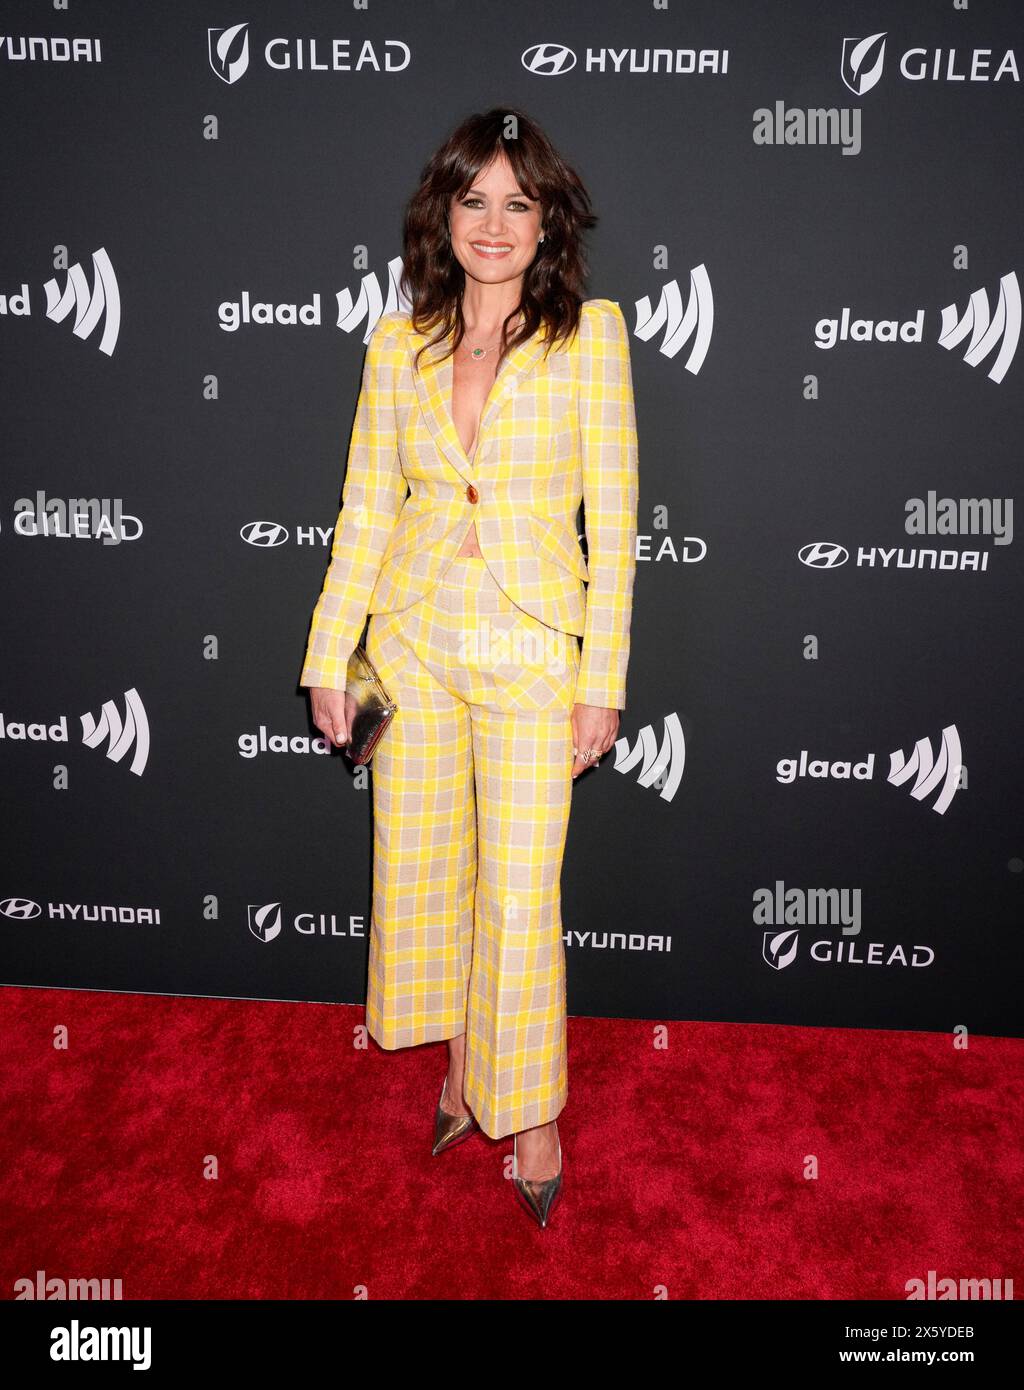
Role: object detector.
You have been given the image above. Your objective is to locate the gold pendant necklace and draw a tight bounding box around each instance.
[462,313,524,359]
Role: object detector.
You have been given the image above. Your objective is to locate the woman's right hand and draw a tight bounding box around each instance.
[310,686,349,749]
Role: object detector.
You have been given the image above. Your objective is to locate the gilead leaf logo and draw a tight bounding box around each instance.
[763,930,800,970]
[841,33,887,95]
[209,22,250,84]
[248,902,283,943]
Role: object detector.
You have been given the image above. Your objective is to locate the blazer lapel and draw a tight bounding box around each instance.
[410,321,554,486]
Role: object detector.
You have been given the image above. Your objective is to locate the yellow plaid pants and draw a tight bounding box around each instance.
[363,554,581,1140]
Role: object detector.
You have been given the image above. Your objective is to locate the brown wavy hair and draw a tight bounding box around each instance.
[399,107,598,373]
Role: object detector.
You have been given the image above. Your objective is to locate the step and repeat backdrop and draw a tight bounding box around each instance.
[2,1,1021,1038]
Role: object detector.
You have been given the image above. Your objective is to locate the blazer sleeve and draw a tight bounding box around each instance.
[575,300,639,710]
[298,317,407,689]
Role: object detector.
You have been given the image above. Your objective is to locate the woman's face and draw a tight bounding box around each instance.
[448,153,545,290]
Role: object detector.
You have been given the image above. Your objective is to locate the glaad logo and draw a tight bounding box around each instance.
[238,724,341,757]
[240,521,289,547]
[841,33,1021,96]
[939,273,1021,384]
[774,724,963,815]
[814,272,1019,383]
[45,248,120,356]
[218,291,322,332]
[337,257,411,340]
[218,256,410,341]
[0,688,150,776]
[612,714,685,801]
[888,725,962,816]
[207,21,409,82]
[634,272,713,371]
[0,249,120,355]
[209,22,249,84]
[81,689,150,777]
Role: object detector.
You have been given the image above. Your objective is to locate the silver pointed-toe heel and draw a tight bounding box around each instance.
[431,1074,478,1156]
[511,1126,563,1228]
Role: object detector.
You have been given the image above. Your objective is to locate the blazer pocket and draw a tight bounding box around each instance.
[528,512,589,582]
[383,505,438,560]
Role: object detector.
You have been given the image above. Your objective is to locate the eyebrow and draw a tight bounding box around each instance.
[465,187,536,200]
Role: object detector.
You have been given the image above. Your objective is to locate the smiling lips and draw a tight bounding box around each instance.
[471,242,513,258]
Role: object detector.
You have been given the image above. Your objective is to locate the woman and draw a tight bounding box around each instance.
[299,108,639,1228]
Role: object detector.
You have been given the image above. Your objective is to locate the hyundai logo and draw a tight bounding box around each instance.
[241,521,289,547]
[521,43,577,76]
[799,542,849,568]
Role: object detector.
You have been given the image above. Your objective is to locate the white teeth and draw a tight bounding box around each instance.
[472,244,511,254]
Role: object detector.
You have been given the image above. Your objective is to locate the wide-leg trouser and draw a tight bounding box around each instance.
[363,554,580,1140]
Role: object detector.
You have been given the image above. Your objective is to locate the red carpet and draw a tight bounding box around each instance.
[1,985,1020,1300]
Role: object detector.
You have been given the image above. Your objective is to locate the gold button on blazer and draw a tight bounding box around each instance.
[299,297,639,710]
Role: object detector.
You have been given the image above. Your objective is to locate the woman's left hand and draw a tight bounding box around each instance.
[570,703,619,780]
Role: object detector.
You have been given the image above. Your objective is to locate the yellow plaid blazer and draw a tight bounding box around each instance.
[299,297,639,709]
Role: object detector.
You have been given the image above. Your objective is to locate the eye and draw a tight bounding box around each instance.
[458,197,534,211]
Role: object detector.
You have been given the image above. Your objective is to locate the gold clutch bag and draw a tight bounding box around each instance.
[343,644,397,765]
